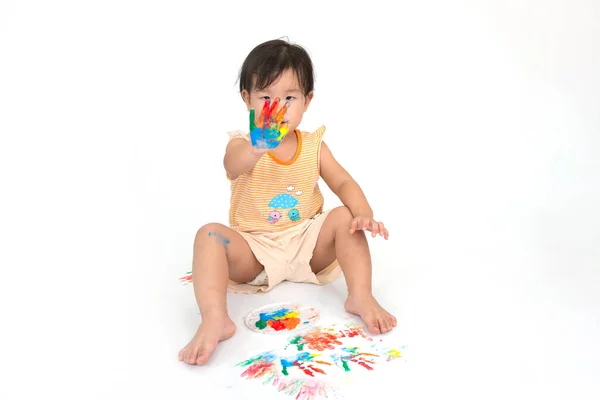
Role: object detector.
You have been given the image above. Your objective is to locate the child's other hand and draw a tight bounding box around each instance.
[249,97,289,149]
[349,216,389,240]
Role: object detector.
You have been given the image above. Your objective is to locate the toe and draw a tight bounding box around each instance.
[379,319,389,334]
[195,350,204,365]
[391,315,398,327]
[366,317,380,334]
[178,349,184,361]
[197,341,217,365]
[185,347,199,365]
[384,315,394,332]
[387,314,396,330]
[385,318,393,332]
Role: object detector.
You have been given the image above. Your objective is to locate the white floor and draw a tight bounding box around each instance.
[1,1,599,399]
[5,197,599,400]
[140,218,600,400]
[79,212,600,400]
[2,140,599,400]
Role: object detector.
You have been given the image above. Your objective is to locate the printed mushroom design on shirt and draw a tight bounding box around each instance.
[266,186,301,223]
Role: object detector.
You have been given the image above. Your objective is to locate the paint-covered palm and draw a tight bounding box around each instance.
[249,97,290,149]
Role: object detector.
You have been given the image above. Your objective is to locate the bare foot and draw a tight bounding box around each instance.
[345,294,397,334]
[178,314,236,365]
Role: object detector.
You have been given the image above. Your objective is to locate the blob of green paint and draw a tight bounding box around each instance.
[282,366,289,376]
[290,336,304,351]
[342,359,350,372]
[255,319,267,330]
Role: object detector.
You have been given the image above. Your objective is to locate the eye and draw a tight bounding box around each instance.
[285,96,296,101]
[260,96,271,101]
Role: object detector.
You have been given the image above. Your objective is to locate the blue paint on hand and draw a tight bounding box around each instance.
[250,127,283,149]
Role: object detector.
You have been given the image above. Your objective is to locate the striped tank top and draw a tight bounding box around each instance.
[227,126,326,233]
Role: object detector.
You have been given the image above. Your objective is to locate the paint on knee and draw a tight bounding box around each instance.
[208,231,230,252]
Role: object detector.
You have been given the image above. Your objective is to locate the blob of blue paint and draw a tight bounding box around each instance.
[280,358,295,367]
[280,352,312,367]
[258,307,291,322]
[208,232,230,251]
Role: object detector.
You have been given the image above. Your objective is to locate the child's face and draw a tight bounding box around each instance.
[242,69,313,133]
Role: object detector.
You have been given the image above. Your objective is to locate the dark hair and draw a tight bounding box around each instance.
[238,39,314,97]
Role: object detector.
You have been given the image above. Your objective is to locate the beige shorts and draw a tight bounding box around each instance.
[227,209,342,294]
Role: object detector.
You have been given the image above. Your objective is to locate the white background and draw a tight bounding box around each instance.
[1,0,599,399]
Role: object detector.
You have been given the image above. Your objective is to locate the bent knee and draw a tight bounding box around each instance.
[196,223,228,242]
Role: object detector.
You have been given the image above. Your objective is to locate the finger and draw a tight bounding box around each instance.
[369,221,377,237]
[360,219,368,231]
[377,222,385,237]
[277,101,290,123]
[270,97,280,113]
[276,120,289,140]
[355,218,363,231]
[349,218,358,233]
[258,100,270,127]
[370,221,378,237]
[266,97,279,124]
[383,227,389,240]
[249,109,256,131]
[260,99,270,118]
[274,101,290,124]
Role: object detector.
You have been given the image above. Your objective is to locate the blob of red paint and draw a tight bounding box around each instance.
[294,361,314,377]
[268,320,287,331]
[308,365,326,375]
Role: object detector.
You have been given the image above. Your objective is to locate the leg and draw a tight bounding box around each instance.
[310,207,397,334]
[179,223,263,365]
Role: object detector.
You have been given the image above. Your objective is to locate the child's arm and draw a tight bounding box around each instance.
[320,142,388,239]
[225,100,290,179]
[223,138,268,180]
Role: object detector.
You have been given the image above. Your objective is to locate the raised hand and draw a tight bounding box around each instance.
[249,97,290,149]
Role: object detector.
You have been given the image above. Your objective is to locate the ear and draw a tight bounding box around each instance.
[303,91,314,112]
[241,90,251,111]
